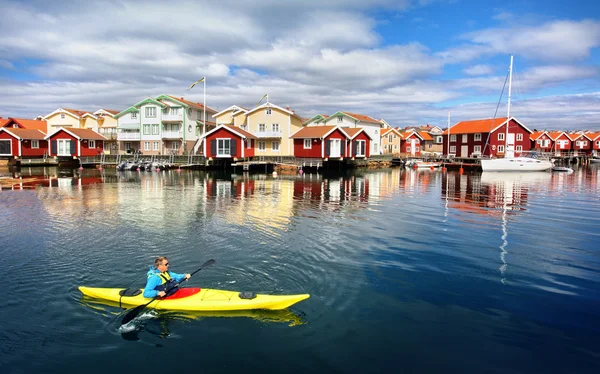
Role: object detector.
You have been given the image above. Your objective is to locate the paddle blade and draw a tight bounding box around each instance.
[121,304,147,325]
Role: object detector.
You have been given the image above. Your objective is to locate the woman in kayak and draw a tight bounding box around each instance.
[143,256,191,298]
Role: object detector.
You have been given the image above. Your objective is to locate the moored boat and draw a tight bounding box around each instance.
[79,286,310,311]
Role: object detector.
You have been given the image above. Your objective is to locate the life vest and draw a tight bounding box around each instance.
[151,271,179,296]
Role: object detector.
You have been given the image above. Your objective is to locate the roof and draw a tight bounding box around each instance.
[290,126,342,139]
[46,128,107,140]
[0,118,7,127]
[381,128,404,138]
[586,132,600,141]
[2,118,47,133]
[201,124,257,140]
[530,131,545,141]
[340,111,380,124]
[245,102,303,119]
[441,117,532,135]
[418,131,433,141]
[62,108,89,118]
[212,105,249,118]
[0,128,46,140]
[342,127,372,140]
[547,131,568,140]
[164,95,217,113]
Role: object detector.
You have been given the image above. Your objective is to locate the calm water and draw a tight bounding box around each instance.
[1,165,599,373]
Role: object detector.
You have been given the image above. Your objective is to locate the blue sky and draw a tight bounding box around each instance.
[0,0,599,130]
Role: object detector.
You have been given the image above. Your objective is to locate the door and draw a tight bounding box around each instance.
[506,133,515,158]
[330,139,341,157]
[411,139,416,156]
[461,145,468,157]
[57,140,72,156]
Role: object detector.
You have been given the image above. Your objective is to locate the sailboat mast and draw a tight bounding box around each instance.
[506,54,513,150]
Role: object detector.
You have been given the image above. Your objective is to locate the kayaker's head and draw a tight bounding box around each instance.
[155,256,169,272]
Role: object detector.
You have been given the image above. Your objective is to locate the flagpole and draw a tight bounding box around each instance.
[203,78,206,138]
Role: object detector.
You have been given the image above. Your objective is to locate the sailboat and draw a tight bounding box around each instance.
[480,55,553,172]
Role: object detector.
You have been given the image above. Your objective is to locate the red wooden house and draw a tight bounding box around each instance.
[552,132,572,156]
[45,128,106,157]
[530,131,553,152]
[589,132,600,156]
[0,128,48,158]
[201,125,256,159]
[400,130,424,156]
[567,133,593,156]
[341,128,371,158]
[441,117,533,158]
[290,126,353,159]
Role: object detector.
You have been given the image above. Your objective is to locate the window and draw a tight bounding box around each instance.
[197,110,202,119]
[57,139,71,156]
[449,146,456,153]
[188,125,192,132]
[272,124,279,133]
[31,140,40,149]
[304,139,312,149]
[394,145,397,149]
[144,141,151,151]
[498,145,505,153]
[60,114,65,119]
[258,141,266,151]
[143,124,150,135]
[145,107,156,117]
[498,133,505,141]
[450,135,456,142]
[407,147,411,152]
[415,146,420,153]
[474,145,481,153]
[217,139,231,156]
[131,112,138,119]
[272,141,280,152]
[462,134,468,142]
[172,141,179,150]
[259,124,266,132]
[153,142,159,151]
[516,133,523,141]
[388,135,392,142]
[152,124,159,135]
[355,140,366,156]
[89,140,96,148]
[516,145,523,151]
[374,143,378,153]
[337,116,343,123]
[246,139,252,149]
[0,140,11,155]
[435,136,443,144]
[474,133,482,141]
[266,108,272,115]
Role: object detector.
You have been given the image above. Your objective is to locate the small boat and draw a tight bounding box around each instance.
[552,166,573,173]
[406,159,442,169]
[590,157,600,163]
[79,286,310,311]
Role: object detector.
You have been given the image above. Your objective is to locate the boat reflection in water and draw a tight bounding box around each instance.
[80,295,306,340]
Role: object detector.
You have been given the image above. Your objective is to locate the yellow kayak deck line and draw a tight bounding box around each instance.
[78,286,310,311]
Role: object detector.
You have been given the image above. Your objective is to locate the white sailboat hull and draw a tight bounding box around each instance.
[480,157,553,172]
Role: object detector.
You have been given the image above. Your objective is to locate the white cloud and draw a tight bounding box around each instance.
[463,65,494,76]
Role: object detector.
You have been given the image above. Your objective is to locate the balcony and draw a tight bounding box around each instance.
[254,131,282,138]
[162,113,183,122]
[117,131,141,140]
[162,131,183,139]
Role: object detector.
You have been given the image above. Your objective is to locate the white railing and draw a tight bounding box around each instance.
[254,131,282,138]
[117,132,141,140]
[162,131,183,138]
[162,113,183,122]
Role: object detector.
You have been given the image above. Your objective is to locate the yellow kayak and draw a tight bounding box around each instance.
[78,286,310,311]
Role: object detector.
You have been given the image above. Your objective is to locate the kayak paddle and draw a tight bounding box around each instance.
[120,259,216,325]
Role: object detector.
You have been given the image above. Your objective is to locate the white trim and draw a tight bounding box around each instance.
[42,108,82,120]
[212,105,248,118]
[200,124,252,140]
[93,109,117,118]
[82,113,98,120]
[44,127,108,141]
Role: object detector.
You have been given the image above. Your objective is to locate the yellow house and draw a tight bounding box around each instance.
[42,108,90,134]
[381,128,403,156]
[216,102,304,157]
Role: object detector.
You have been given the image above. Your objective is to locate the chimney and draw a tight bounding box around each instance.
[180,97,184,100]
[286,106,290,110]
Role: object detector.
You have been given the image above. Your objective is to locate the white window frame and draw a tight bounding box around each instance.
[266,108,272,115]
[131,112,137,119]
[144,141,151,151]
[152,124,159,135]
[145,107,156,118]
[272,141,280,152]
[474,133,482,141]
[473,145,481,154]
[450,135,456,142]
[217,138,231,156]
[498,133,505,141]
[516,145,523,151]
[31,140,40,149]
[143,124,150,135]
[60,114,65,119]
[153,141,159,151]
[462,134,468,143]
[172,141,179,150]
[449,146,456,154]
[246,139,252,149]
[57,139,71,156]
[89,140,96,148]
[516,133,523,141]
[498,145,505,153]
[304,139,312,149]
[259,124,266,132]
[258,141,266,152]
[272,123,280,133]
[0,139,11,155]
[337,116,343,123]
[355,140,366,156]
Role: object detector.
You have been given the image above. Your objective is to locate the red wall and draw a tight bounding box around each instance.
[294,138,324,158]
[324,129,348,158]
[532,134,553,152]
[348,132,371,158]
[20,139,48,157]
[401,134,422,156]
[0,132,19,156]
[571,136,592,155]
[205,128,253,158]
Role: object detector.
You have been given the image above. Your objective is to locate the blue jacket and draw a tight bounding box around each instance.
[143,266,186,298]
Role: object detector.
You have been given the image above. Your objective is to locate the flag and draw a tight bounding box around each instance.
[257,93,268,105]
[187,77,205,91]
